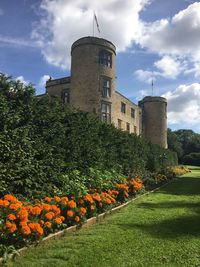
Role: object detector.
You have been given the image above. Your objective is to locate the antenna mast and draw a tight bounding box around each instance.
[151,78,154,96]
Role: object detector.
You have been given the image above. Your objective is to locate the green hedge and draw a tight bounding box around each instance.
[0,73,177,198]
[183,153,200,166]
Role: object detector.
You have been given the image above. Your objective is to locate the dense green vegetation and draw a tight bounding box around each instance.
[0,73,177,198]
[7,166,200,267]
[168,128,200,166]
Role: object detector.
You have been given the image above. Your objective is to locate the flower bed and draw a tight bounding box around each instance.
[0,178,144,257]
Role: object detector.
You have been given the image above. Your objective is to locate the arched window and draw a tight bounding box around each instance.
[99,50,112,67]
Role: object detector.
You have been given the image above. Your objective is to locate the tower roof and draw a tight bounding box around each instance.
[71,36,116,54]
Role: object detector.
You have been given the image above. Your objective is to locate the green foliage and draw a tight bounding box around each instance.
[183,153,200,166]
[167,128,200,164]
[0,244,20,264]
[167,128,183,159]
[0,73,177,198]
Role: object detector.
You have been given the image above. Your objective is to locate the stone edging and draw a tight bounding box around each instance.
[0,180,173,265]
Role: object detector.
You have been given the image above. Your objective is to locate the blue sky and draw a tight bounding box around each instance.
[0,0,200,133]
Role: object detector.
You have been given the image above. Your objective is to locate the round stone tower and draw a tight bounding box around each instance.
[70,36,116,117]
[139,96,167,148]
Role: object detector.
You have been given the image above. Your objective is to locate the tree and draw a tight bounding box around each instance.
[167,128,183,160]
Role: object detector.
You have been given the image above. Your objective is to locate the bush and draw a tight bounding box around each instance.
[183,153,200,166]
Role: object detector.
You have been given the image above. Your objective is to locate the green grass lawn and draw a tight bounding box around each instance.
[8,166,200,267]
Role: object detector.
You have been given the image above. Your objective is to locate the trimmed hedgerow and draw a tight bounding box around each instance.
[0,73,177,198]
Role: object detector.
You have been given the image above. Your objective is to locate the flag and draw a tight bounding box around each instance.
[94,12,100,34]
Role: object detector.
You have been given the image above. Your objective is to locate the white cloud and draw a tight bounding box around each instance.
[0,35,39,48]
[16,76,29,85]
[136,2,200,78]
[134,56,186,82]
[39,74,51,88]
[134,69,156,84]
[138,3,200,58]
[184,61,200,78]
[154,56,184,79]
[162,83,200,127]
[32,0,150,69]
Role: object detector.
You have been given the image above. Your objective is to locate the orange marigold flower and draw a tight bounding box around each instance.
[21,225,31,235]
[28,222,35,230]
[9,201,22,211]
[20,221,28,227]
[67,210,74,218]
[17,208,28,222]
[28,222,43,236]
[106,198,112,205]
[80,207,87,215]
[79,199,84,205]
[54,196,61,202]
[45,211,55,220]
[61,197,69,205]
[54,217,62,224]
[4,194,17,202]
[34,224,44,236]
[90,205,95,210]
[7,214,16,221]
[92,194,101,202]
[0,200,10,207]
[30,206,42,216]
[44,221,52,228]
[67,200,77,209]
[44,197,52,202]
[75,216,80,222]
[84,195,94,203]
[40,220,44,225]
[60,216,65,222]
[6,221,17,233]
[42,204,51,211]
[51,205,60,215]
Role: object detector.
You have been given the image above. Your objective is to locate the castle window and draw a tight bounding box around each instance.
[126,122,130,133]
[121,102,126,113]
[131,108,135,118]
[134,126,137,134]
[99,50,112,67]
[101,102,111,123]
[61,90,70,104]
[118,119,122,129]
[102,79,111,97]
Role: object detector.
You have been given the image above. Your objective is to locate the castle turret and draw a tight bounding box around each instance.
[70,36,116,122]
[139,96,167,148]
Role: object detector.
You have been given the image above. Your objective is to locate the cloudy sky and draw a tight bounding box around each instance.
[0,0,200,133]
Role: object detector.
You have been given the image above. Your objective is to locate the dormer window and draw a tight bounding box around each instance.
[99,50,112,67]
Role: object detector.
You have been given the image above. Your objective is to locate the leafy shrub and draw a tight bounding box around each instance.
[183,153,200,166]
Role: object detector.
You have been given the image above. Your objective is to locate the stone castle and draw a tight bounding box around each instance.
[45,36,167,148]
